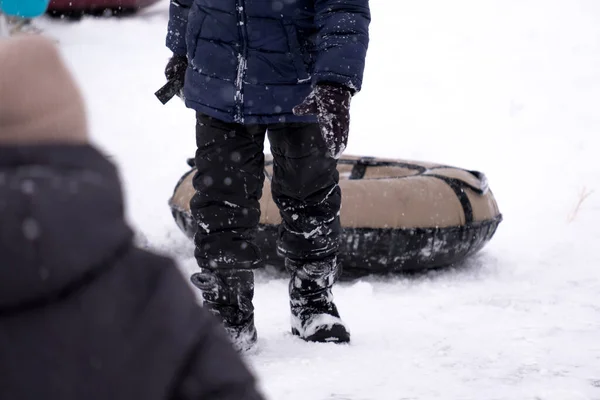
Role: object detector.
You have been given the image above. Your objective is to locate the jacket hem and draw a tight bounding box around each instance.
[186,100,318,125]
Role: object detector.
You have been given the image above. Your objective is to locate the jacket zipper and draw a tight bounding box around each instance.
[234,0,248,123]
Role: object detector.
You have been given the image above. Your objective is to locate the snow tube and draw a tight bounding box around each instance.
[1,0,50,18]
[169,155,502,278]
[47,0,159,14]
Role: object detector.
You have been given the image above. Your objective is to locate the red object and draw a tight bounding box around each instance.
[48,0,160,11]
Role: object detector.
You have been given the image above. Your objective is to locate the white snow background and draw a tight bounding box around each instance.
[38,0,600,398]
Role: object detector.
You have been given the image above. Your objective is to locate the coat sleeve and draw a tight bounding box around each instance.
[312,0,371,92]
[166,0,194,56]
[171,313,265,400]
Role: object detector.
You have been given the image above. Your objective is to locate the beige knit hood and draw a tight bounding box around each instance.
[0,35,88,144]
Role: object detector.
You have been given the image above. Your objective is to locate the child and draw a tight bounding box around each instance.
[165,0,370,350]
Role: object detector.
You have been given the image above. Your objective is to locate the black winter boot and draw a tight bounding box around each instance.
[191,269,257,352]
[287,256,350,343]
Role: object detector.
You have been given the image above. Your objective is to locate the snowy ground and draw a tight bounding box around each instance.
[40,0,600,398]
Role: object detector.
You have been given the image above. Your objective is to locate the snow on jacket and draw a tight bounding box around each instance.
[166,0,370,124]
[0,145,265,400]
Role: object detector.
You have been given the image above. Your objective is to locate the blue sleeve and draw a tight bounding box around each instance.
[166,0,194,56]
[312,0,371,92]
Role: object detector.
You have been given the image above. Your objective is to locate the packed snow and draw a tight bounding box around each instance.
[38,0,600,398]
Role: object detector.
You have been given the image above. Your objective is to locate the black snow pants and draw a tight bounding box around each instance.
[191,113,341,270]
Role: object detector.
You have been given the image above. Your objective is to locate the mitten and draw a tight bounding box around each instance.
[164,53,188,98]
[293,84,352,159]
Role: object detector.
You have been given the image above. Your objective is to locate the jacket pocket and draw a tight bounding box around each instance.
[282,22,311,82]
[186,4,207,61]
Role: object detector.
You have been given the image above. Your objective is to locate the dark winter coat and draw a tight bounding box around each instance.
[166,0,370,124]
[0,145,264,400]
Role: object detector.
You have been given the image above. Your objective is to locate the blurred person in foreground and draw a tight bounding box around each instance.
[0,34,264,400]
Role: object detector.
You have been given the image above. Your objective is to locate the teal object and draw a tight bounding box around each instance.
[0,0,50,18]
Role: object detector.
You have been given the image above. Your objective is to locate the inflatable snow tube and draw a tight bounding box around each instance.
[169,156,502,278]
[48,0,159,15]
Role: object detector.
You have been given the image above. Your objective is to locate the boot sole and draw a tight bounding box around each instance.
[292,324,350,344]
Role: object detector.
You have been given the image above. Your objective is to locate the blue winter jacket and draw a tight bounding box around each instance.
[166,0,370,124]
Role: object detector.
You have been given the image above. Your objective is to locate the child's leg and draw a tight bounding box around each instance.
[267,123,350,343]
[190,113,266,351]
[191,113,266,269]
[266,123,341,261]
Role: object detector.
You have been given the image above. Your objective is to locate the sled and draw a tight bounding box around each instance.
[169,155,502,278]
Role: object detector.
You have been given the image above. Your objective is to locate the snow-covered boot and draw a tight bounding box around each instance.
[191,269,257,352]
[287,256,350,343]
